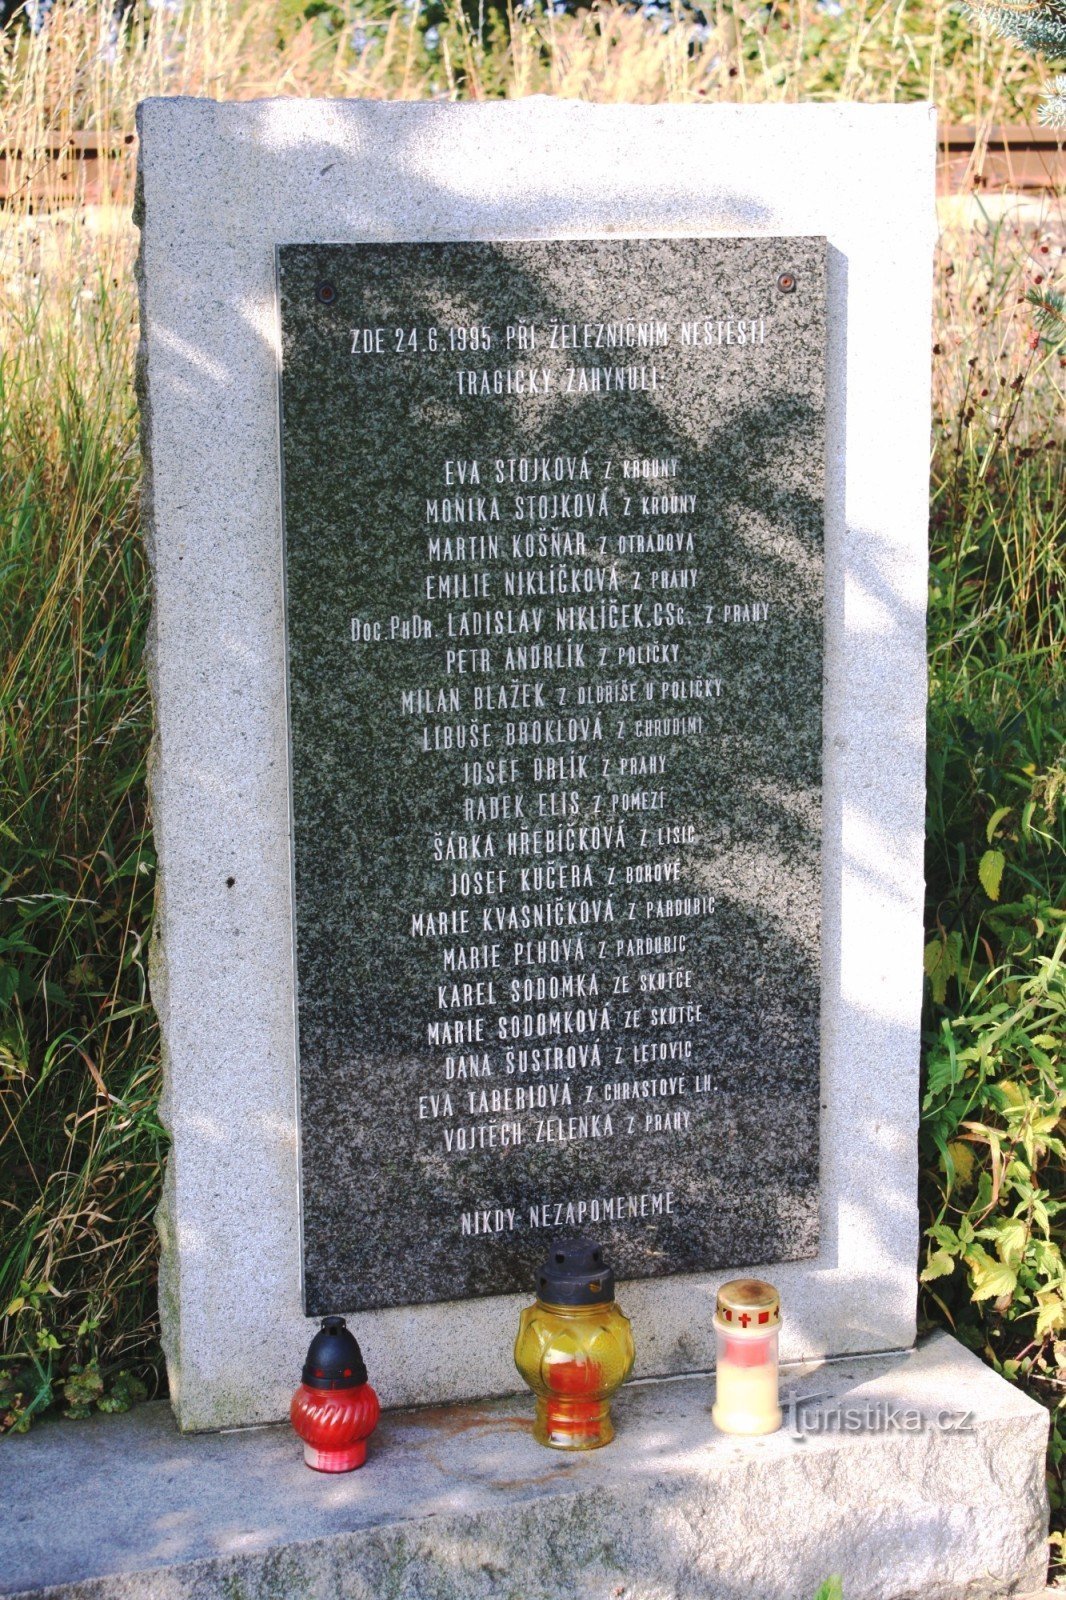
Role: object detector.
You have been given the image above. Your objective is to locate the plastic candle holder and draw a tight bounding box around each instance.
[514,1238,635,1451]
[712,1278,782,1436]
[290,1315,380,1471]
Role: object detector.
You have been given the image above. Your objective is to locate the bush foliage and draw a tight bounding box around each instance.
[921,220,1065,1551]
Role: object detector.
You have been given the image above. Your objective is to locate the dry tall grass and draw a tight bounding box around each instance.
[0,0,1052,151]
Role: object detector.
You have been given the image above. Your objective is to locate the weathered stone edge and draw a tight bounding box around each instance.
[7,1409,1050,1600]
[132,107,183,1419]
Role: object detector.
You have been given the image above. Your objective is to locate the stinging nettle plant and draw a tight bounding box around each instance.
[962,0,1066,125]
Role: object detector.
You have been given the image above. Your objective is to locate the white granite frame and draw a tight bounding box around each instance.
[137,98,936,1431]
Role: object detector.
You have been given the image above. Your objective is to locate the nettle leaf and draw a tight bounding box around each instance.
[1029,1238,1064,1275]
[965,1246,1018,1302]
[812,1579,844,1600]
[992,1216,1029,1267]
[986,805,1012,844]
[924,932,963,1004]
[924,1050,958,1102]
[994,1079,1026,1110]
[946,1139,976,1186]
[979,848,1006,902]
[1035,1293,1066,1339]
[921,1248,956,1282]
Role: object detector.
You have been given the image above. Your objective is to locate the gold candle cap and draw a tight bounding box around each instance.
[716,1278,780,1328]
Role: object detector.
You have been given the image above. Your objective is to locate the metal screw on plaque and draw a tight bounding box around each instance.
[315,281,338,306]
[777,272,797,294]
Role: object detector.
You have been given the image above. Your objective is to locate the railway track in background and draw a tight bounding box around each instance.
[0,122,1062,206]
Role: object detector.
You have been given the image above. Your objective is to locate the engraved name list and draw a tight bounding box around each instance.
[277,238,826,1315]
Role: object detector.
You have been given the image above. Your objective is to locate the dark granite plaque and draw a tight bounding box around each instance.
[277,238,825,1316]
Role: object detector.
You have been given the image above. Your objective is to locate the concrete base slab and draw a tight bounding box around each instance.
[1,1333,1049,1600]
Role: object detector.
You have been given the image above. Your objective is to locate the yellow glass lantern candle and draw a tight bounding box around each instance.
[712,1278,782,1436]
[514,1238,635,1450]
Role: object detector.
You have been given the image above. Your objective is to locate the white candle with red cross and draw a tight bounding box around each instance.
[712,1278,782,1435]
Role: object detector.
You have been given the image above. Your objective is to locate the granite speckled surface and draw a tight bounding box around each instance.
[136,99,935,1429]
[278,239,826,1313]
[0,1336,1050,1600]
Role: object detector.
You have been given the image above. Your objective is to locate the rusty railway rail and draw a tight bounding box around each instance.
[0,122,1062,207]
[0,130,135,205]
[938,123,1064,195]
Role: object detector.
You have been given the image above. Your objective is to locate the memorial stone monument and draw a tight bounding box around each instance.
[1,94,1048,1600]
[139,98,935,1433]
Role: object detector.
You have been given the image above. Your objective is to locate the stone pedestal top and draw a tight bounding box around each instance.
[0,1333,1049,1600]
